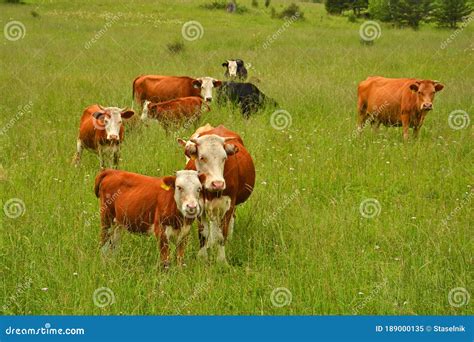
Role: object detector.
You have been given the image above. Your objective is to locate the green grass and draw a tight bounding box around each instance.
[0,0,472,315]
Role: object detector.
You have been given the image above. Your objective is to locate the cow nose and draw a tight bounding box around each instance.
[211,181,225,191]
[186,203,197,210]
[423,103,433,110]
[108,135,119,141]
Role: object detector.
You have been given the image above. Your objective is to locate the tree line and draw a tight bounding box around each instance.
[325,0,473,29]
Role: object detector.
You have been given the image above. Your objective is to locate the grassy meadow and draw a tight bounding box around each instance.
[0,0,472,315]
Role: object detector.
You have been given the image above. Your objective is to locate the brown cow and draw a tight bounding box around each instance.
[73,105,134,169]
[132,75,222,106]
[178,125,255,264]
[141,96,210,131]
[94,169,205,268]
[357,76,444,140]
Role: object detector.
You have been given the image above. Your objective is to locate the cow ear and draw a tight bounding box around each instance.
[213,80,222,87]
[177,138,187,147]
[121,109,135,119]
[92,111,105,120]
[224,143,238,155]
[184,142,198,160]
[409,83,420,92]
[222,62,228,67]
[192,80,202,89]
[161,176,176,191]
[434,82,444,92]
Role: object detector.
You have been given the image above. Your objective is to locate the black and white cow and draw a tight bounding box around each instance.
[217,82,278,117]
[222,59,248,81]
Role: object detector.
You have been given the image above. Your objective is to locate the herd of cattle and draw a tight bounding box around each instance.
[71,58,445,268]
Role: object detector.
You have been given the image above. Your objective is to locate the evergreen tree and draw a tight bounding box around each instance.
[390,0,431,29]
[432,0,472,28]
[369,0,392,21]
[325,0,346,15]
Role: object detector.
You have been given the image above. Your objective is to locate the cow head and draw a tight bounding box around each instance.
[93,106,135,142]
[222,59,245,78]
[409,80,444,111]
[192,77,222,102]
[178,135,238,192]
[162,170,205,219]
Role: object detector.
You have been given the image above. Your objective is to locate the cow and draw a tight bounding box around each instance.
[357,77,445,140]
[217,81,278,117]
[178,125,255,264]
[73,105,135,169]
[94,169,205,268]
[141,96,210,131]
[132,75,222,107]
[222,59,248,80]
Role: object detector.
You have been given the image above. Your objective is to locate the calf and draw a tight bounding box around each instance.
[73,105,134,169]
[94,169,205,268]
[222,59,248,80]
[217,81,277,117]
[178,125,255,264]
[133,75,222,106]
[357,76,444,140]
[141,96,209,131]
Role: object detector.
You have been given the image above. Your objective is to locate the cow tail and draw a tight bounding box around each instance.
[132,75,142,104]
[94,170,109,198]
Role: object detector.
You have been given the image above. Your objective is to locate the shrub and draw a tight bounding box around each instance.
[166,41,185,54]
[277,3,304,20]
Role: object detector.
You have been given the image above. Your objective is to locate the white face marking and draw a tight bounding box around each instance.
[227,60,238,77]
[197,77,218,102]
[101,107,124,141]
[189,135,228,191]
[174,170,203,219]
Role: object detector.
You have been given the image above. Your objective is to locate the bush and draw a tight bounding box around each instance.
[277,3,304,20]
[432,0,472,29]
[200,1,248,14]
[166,41,185,54]
[348,12,357,22]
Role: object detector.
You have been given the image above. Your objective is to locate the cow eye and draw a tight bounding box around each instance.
[177,186,183,191]
[199,156,206,161]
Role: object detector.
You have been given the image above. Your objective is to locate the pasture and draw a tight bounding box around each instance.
[0,0,472,315]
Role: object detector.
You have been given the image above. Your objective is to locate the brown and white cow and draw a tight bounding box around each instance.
[357,76,444,140]
[73,105,134,169]
[141,96,210,130]
[178,125,255,263]
[132,75,222,106]
[94,169,205,268]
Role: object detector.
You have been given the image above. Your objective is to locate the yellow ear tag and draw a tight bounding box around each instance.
[190,154,197,160]
[161,183,171,191]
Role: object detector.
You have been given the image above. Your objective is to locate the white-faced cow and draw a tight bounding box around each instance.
[222,59,248,80]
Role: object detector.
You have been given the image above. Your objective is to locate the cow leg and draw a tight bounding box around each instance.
[413,126,421,139]
[72,139,83,166]
[371,120,381,133]
[154,223,170,269]
[217,205,235,264]
[401,113,410,141]
[357,99,368,132]
[98,147,106,169]
[112,147,120,169]
[176,224,191,267]
[197,216,210,261]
